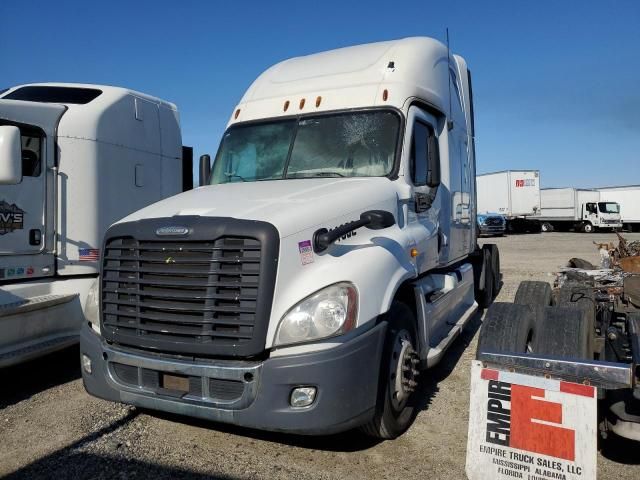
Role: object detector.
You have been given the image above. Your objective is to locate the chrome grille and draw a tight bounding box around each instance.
[101,236,266,356]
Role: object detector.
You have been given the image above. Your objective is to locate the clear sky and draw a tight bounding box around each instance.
[2,0,638,188]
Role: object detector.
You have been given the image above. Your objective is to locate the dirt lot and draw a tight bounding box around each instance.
[1,232,639,479]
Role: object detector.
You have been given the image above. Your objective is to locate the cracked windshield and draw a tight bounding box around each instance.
[210,110,399,184]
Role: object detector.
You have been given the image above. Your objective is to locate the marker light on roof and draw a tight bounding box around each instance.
[234,109,240,119]
[382,89,389,101]
[284,100,290,112]
[299,98,305,109]
[315,96,322,107]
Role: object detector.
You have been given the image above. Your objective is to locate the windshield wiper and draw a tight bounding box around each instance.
[224,172,247,182]
[289,171,346,178]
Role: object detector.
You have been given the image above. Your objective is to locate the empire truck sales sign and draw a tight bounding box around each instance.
[466,361,597,480]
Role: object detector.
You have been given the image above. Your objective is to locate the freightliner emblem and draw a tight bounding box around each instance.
[155,226,189,236]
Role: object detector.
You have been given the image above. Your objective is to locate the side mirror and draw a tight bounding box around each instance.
[0,125,22,185]
[426,133,440,188]
[199,154,211,186]
[361,210,396,230]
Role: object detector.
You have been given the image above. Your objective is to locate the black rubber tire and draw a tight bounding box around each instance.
[533,306,590,359]
[474,247,494,309]
[514,281,552,307]
[477,302,535,355]
[541,222,554,232]
[360,302,419,439]
[553,282,596,355]
[582,222,594,233]
[490,246,501,295]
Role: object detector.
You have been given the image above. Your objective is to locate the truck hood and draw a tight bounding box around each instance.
[119,177,401,238]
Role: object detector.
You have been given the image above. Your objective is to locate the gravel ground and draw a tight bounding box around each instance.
[1,232,639,479]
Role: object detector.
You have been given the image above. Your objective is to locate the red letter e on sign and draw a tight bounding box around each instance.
[510,385,575,461]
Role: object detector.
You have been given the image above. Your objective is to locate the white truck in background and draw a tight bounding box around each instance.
[0,83,192,367]
[476,170,541,233]
[539,187,622,233]
[81,37,501,439]
[599,185,640,232]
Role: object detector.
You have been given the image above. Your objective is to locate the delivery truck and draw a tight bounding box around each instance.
[539,187,622,233]
[599,185,640,232]
[80,37,501,439]
[0,83,192,367]
[476,170,541,233]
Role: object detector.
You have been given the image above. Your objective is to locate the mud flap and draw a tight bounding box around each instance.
[466,361,597,480]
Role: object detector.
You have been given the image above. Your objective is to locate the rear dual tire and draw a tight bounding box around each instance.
[477,281,592,360]
[474,244,500,308]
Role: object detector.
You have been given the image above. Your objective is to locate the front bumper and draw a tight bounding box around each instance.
[81,321,386,435]
[478,225,505,236]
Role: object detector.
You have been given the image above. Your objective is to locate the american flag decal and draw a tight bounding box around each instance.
[79,248,100,261]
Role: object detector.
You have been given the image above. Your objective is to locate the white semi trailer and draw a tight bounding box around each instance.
[599,185,640,232]
[539,187,622,233]
[80,37,501,439]
[476,170,541,233]
[0,83,192,367]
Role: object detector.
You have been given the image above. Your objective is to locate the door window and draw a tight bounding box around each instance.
[410,122,429,186]
[21,131,42,177]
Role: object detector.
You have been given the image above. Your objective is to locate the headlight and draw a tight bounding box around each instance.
[84,279,101,335]
[275,282,358,347]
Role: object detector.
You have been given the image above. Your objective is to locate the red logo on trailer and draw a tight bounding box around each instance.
[515,180,525,187]
[481,368,594,461]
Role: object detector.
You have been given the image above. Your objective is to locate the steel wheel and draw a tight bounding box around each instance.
[389,329,419,413]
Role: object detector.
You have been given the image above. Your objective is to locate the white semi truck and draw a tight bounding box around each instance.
[0,83,192,367]
[476,170,541,233]
[539,187,622,233]
[599,185,640,232]
[80,37,500,439]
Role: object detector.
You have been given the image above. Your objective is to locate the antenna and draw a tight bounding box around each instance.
[446,27,454,131]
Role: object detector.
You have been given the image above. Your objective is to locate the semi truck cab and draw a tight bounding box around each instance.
[81,38,500,438]
[0,84,191,367]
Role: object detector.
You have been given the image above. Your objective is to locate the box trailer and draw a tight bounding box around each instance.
[476,170,541,232]
[81,37,501,439]
[0,83,192,367]
[539,187,622,233]
[599,185,640,232]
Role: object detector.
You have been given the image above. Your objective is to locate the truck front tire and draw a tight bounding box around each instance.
[582,222,594,233]
[361,302,419,439]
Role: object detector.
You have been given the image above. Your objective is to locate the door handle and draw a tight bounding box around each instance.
[29,229,42,246]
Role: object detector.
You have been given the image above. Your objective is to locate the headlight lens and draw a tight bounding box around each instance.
[84,279,101,335]
[275,282,358,347]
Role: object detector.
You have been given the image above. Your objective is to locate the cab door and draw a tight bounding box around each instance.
[404,105,443,274]
[0,100,65,278]
[583,202,598,226]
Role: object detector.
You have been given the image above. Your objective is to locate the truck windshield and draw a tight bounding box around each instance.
[598,202,620,214]
[210,110,400,184]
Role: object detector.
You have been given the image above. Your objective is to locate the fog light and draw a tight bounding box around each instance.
[290,386,317,408]
[81,354,92,374]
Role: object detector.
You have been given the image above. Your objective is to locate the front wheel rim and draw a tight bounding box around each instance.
[389,329,419,412]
